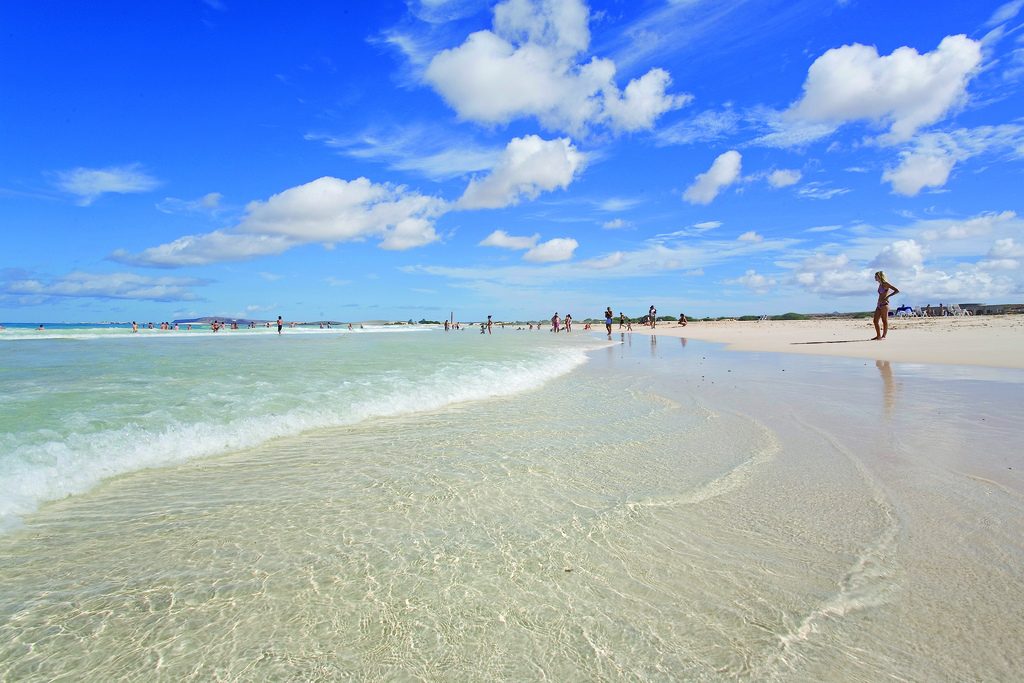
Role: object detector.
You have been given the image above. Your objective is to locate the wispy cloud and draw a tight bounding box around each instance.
[405,233,802,287]
[0,271,208,302]
[597,197,642,212]
[54,164,160,206]
[306,126,500,180]
[156,192,224,215]
[655,108,742,146]
[797,182,850,200]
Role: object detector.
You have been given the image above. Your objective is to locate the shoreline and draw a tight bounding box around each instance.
[627,314,1024,370]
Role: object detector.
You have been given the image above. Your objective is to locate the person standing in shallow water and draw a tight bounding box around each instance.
[872,271,899,340]
[277,316,283,334]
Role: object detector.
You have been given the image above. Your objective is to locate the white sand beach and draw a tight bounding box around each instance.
[640,314,1024,369]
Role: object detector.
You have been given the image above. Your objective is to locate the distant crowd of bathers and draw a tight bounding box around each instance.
[438,305,688,337]
[127,316,292,334]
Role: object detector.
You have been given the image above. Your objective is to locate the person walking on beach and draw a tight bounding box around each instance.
[277,316,283,334]
[564,313,572,332]
[551,312,560,332]
[872,271,899,340]
[649,305,657,328]
[604,307,613,336]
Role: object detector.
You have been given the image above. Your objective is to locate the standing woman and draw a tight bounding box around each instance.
[872,271,899,340]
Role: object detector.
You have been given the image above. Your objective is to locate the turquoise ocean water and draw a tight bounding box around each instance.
[0,324,601,528]
[1,324,1023,680]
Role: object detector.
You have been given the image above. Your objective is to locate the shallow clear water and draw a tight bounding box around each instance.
[0,325,599,526]
[1,328,1022,680]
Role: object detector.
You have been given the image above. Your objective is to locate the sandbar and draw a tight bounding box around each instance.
[635,314,1024,369]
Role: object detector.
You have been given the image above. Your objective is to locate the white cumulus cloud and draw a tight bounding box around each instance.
[458,135,585,209]
[767,169,802,188]
[524,237,578,262]
[879,125,1024,195]
[114,176,447,266]
[989,237,1024,258]
[479,229,540,249]
[873,239,926,269]
[424,0,687,135]
[729,269,776,293]
[777,35,983,145]
[882,149,956,196]
[683,150,742,205]
[737,231,763,242]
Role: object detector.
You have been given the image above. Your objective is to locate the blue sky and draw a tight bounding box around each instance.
[2,0,1022,322]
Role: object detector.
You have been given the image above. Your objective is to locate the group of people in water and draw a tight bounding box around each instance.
[130,321,189,332]
[126,316,290,334]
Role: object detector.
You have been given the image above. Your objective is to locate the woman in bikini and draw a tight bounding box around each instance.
[872,271,899,340]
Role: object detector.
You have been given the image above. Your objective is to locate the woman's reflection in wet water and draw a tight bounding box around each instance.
[876,359,896,418]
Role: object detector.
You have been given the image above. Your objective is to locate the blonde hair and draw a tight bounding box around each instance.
[874,271,887,282]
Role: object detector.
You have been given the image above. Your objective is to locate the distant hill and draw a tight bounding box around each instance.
[172,316,269,324]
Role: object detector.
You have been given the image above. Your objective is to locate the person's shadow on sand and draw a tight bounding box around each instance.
[790,338,873,345]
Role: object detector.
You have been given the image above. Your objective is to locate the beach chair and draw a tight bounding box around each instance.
[948,304,966,317]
